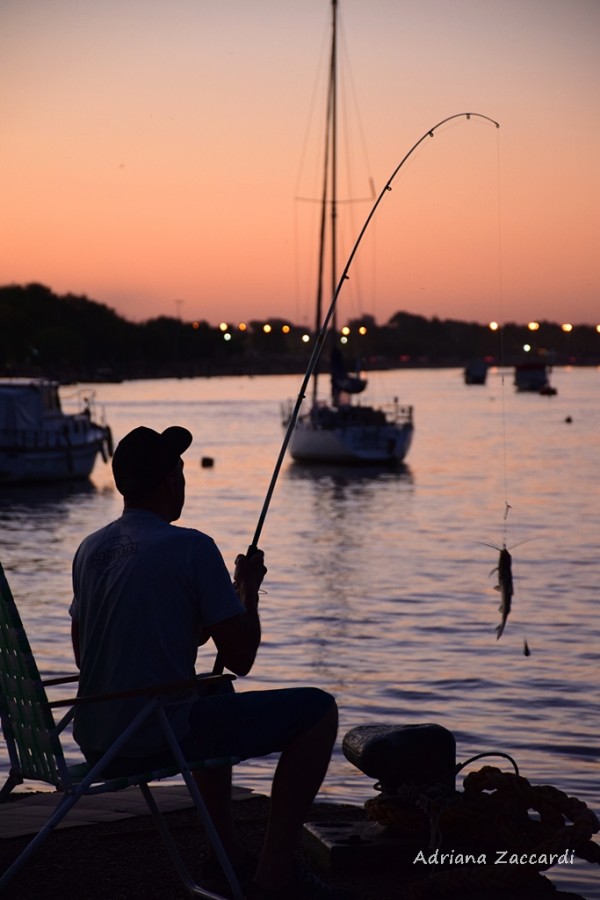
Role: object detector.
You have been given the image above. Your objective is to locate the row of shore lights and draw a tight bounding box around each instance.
[488,321,579,332]
[216,322,368,343]
[488,320,600,353]
[207,321,600,339]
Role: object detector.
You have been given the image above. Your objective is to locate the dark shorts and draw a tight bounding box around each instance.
[85,684,336,777]
[180,686,336,762]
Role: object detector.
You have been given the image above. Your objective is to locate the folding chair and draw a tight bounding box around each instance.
[0,561,244,899]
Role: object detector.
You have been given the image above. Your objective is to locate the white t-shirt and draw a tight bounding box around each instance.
[70,508,244,756]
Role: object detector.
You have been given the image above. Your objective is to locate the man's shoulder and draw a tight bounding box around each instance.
[76,519,118,550]
[74,514,220,567]
[165,523,217,551]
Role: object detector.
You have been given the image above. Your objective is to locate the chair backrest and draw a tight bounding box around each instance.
[0,562,64,787]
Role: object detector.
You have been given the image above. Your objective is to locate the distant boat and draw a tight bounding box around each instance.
[0,379,113,485]
[464,359,488,385]
[284,0,414,465]
[514,362,557,395]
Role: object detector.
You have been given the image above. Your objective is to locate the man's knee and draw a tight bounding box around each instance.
[303,688,338,736]
[303,686,336,713]
[321,690,338,722]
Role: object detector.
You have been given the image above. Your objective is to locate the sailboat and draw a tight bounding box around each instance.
[285,0,414,465]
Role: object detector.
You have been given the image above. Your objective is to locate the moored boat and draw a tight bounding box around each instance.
[514,362,557,395]
[464,359,488,385]
[286,393,413,464]
[0,379,112,485]
[284,0,414,466]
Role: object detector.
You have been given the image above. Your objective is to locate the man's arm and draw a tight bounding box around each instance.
[209,609,261,676]
[209,549,265,675]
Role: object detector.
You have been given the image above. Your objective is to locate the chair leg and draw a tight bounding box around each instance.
[0,789,82,891]
[153,708,244,900]
[0,770,23,803]
[139,782,238,899]
[0,782,242,899]
[0,709,160,892]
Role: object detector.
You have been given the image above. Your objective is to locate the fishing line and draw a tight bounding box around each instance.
[212,114,500,676]
[486,128,530,651]
[493,128,512,552]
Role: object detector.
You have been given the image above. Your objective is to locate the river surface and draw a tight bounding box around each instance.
[1,368,598,896]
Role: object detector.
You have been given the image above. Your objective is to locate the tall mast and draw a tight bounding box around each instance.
[312,0,338,407]
[330,0,338,337]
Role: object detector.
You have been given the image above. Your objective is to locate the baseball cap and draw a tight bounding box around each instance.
[111,425,192,497]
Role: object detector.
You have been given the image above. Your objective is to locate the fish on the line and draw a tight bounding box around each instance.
[490,545,513,639]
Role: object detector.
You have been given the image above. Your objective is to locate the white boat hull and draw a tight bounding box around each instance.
[289,414,413,464]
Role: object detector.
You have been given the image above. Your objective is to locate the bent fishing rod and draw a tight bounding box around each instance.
[213,112,499,674]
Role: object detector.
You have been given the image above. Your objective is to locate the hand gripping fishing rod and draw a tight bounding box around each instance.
[212,112,499,675]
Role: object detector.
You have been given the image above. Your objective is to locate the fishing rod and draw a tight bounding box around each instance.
[213,111,499,674]
[252,112,499,550]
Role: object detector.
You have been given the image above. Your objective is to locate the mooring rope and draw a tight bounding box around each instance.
[364,765,599,898]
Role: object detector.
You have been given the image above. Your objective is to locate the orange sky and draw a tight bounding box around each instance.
[2,0,599,327]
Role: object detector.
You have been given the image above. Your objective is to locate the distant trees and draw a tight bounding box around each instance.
[0,284,138,378]
[0,283,598,381]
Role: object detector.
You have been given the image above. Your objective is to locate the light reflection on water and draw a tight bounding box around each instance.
[1,369,598,896]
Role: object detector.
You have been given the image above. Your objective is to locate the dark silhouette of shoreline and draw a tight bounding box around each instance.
[2,283,598,383]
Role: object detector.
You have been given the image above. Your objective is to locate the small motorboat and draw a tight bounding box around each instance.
[0,379,112,485]
[514,362,557,395]
[464,359,488,385]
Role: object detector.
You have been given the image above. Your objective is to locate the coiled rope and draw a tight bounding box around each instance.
[364,765,599,898]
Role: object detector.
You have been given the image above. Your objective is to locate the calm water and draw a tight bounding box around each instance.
[1,368,598,896]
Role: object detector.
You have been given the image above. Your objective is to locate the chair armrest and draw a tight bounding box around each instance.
[42,674,80,687]
[48,672,235,709]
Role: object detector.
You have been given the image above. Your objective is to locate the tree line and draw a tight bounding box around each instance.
[1,283,598,382]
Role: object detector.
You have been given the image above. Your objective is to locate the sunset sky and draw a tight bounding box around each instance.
[2,0,599,328]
